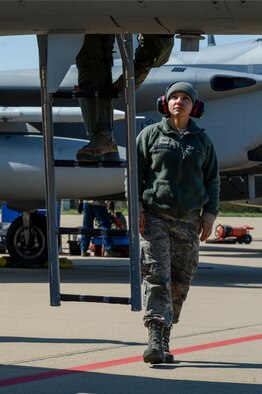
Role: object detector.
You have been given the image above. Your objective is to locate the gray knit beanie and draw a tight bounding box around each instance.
[166,82,198,104]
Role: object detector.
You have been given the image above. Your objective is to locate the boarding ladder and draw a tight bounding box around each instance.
[37,34,141,311]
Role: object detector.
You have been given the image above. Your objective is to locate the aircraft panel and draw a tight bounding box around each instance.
[226,0,262,20]
[1,1,262,35]
[109,17,169,34]
[22,17,120,34]
[0,19,28,36]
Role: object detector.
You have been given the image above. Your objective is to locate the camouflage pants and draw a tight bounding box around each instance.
[135,34,174,68]
[75,34,115,136]
[140,212,200,327]
[76,34,115,90]
[114,34,175,91]
[75,34,174,133]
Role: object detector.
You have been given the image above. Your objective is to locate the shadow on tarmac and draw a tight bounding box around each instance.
[0,335,143,346]
[152,359,262,370]
[194,262,262,289]
[200,244,262,258]
[0,260,261,289]
[0,365,261,394]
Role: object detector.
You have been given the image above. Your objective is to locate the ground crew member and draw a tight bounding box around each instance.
[137,82,220,364]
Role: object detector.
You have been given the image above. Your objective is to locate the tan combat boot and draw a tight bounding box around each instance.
[143,321,164,364]
[162,325,174,363]
[76,131,119,161]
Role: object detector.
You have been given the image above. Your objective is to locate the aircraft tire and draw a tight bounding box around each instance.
[6,213,48,266]
[243,234,252,244]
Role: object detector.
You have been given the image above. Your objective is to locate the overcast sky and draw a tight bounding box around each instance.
[0,34,261,71]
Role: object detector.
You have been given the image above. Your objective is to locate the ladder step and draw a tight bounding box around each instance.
[52,87,121,99]
[59,227,128,237]
[52,90,73,99]
[55,160,126,168]
[60,294,131,304]
[72,87,120,99]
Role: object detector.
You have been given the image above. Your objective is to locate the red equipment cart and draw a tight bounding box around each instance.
[215,224,254,244]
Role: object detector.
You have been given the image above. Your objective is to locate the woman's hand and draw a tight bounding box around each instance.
[198,219,213,242]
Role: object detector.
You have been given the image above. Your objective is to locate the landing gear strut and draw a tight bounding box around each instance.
[6,212,48,265]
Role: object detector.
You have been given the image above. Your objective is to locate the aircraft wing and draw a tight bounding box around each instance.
[1,1,262,35]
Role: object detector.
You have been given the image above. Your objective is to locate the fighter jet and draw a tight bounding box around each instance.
[1,37,262,204]
[1,0,262,267]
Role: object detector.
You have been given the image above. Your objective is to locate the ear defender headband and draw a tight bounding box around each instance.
[157,82,205,119]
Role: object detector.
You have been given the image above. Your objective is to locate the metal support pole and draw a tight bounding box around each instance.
[248,174,256,201]
[117,34,142,311]
[37,35,61,306]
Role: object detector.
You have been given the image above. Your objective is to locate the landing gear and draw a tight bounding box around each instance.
[6,213,48,265]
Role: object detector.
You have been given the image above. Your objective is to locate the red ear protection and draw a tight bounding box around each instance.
[156,86,205,119]
[190,99,205,118]
[157,95,169,115]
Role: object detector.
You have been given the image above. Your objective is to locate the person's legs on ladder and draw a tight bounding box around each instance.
[113,34,174,92]
[75,34,119,161]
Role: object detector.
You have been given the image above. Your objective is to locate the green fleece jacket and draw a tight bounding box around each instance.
[137,117,220,221]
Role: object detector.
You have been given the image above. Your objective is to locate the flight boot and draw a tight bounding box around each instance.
[76,131,119,161]
[143,320,164,364]
[76,95,119,160]
[162,325,174,363]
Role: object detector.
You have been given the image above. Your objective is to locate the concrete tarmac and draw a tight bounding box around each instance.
[0,216,261,393]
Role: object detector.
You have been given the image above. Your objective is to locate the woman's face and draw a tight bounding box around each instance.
[168,92,193,119]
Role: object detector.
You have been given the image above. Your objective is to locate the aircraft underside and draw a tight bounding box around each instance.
[1,1,262,268]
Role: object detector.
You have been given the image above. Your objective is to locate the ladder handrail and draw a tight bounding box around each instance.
[37,33,141,311]
[38,35,61,307]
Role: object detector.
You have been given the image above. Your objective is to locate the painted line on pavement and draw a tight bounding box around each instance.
[0,333,261,388]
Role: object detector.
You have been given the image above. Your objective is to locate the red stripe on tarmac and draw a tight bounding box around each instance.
[172,333,262,355]
[0,333,261,388]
